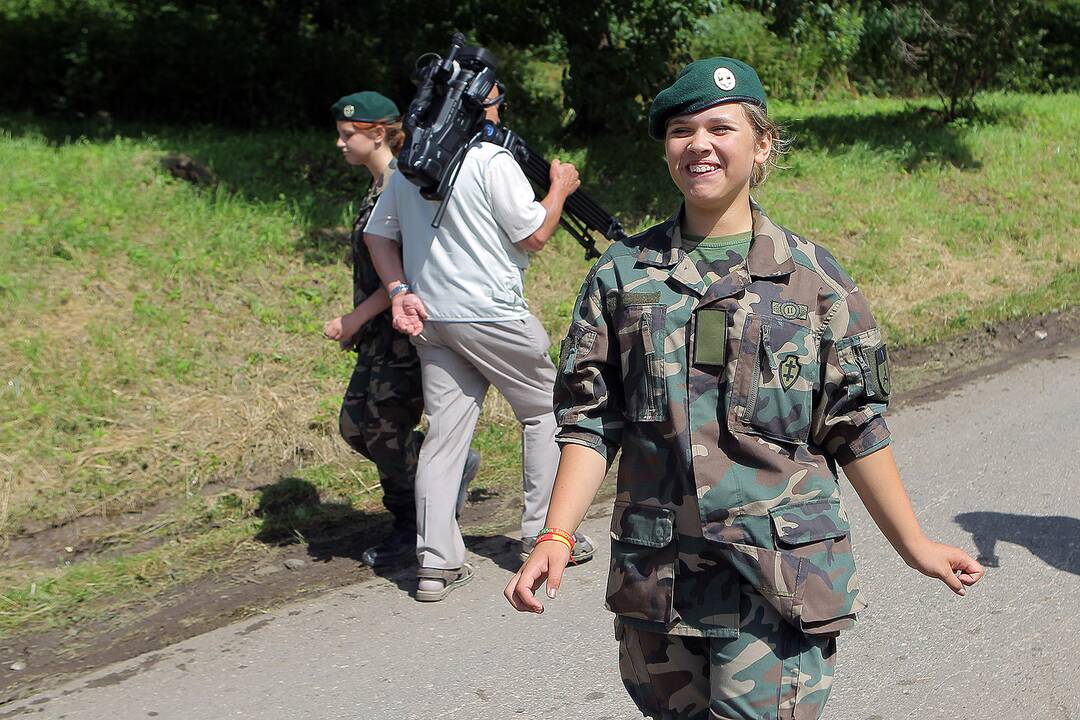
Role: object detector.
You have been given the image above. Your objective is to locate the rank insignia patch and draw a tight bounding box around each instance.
[779,354,801,391]
[771,300,809,321]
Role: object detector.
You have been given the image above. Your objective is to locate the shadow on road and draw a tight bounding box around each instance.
[254,476,417,592]
[254,477,530,596]
[954,512,1080,575]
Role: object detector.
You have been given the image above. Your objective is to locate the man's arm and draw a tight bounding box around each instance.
[516,159,580,252]
[364,232,426,336]
[364,232,407,294]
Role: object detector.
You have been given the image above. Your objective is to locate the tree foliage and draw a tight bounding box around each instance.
[896,0,1045,118]
[0,0,1074,129]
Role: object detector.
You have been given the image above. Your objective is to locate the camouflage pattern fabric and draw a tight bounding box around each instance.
[616,589,836,720]
[339,161,424,530]
[339,325,423,530]
[555,201,891,638]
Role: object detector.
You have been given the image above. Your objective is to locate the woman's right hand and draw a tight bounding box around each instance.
[324,313,364,343]
[504,540,572,614]
[323,316,346,341]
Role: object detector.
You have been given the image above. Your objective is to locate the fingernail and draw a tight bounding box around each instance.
[958,588,966,596]
[547,587,557,599]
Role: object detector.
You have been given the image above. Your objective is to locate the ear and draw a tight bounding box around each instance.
[753,129,773,167]
[365,123,387,146]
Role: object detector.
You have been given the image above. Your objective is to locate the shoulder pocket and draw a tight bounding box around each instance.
[606,502,676,624]
[729,313,819,444]
[614,302,668,422]
[554,322,600,426]
[559,322,597,375]
[836,327,891,402]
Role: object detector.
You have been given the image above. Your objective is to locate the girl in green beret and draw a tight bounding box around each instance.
[323,91,478,567]
[505,58,983,719]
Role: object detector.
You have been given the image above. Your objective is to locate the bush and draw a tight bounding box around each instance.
[687,4,863,102]
[897,0,1045,118]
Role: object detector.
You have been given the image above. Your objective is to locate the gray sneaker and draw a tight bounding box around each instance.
[456,449,481,518]
[520,532,595,564]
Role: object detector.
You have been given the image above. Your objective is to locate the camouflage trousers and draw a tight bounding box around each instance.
[617,589,836,720]
[338,340,424,531]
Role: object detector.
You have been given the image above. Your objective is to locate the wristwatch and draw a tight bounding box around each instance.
[388,282,412,301]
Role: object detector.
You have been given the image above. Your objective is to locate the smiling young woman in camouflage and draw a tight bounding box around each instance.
[504,58,985,719]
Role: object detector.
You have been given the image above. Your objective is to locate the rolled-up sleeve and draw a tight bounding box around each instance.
[553,263,625,466]
[811,288,892,466]
[485,151,546,243]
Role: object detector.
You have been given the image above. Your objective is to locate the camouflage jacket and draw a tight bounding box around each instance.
[554,202,892,638]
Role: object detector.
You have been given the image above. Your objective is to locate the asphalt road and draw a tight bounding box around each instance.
[4,343,1079,720]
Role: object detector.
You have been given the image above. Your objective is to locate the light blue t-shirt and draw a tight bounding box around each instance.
[364,142,547,322]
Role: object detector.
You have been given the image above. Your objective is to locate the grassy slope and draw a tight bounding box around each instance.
[0,93,1077,635]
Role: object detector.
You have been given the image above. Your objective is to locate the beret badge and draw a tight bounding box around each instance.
[713,67,737,91]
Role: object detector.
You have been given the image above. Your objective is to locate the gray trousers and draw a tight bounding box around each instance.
[411,315,559,569]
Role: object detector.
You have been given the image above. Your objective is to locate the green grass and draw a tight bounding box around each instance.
[1,92,1078,636]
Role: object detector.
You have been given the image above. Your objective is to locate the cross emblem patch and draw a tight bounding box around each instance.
[779,355,801,391]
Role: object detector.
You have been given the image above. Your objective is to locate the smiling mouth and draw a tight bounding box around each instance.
[686,162,722,176]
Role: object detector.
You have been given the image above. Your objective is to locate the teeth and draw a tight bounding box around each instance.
[688,164,718,174]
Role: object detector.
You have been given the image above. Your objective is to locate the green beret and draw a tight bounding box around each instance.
[648,58,767,140]
[331,91,399,123]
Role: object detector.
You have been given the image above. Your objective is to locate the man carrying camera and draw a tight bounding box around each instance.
[365,88,594,602]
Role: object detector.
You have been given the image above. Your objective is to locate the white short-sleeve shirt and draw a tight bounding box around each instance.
[364,142,546,322]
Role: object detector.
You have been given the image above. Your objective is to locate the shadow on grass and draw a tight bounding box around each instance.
[2,99,1024,254]
[783,103,1023,172]
[954,511,1080,576]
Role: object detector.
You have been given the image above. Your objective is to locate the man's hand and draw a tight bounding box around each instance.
[902,537,985,596]
[392,292,428,336]
[548,158,580,198]
[504,540,572,614]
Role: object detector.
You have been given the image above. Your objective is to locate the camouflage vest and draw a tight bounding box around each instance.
[555,202,892,637]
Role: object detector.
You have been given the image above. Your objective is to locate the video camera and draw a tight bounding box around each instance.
[398,33,625,260]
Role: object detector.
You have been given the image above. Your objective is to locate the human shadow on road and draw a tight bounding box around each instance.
[954,512,1080,575]
[253,477,531,594]
[464,533,527,575]
[254,476,415,593]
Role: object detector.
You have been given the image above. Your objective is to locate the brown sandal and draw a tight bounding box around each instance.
[415,563,474,602]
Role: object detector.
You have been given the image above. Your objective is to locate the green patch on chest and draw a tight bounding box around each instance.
[779,354,801,391]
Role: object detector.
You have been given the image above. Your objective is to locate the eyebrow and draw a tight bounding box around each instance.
[670,114,740,126]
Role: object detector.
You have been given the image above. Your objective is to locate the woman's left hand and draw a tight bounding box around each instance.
[903,537,985,596]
